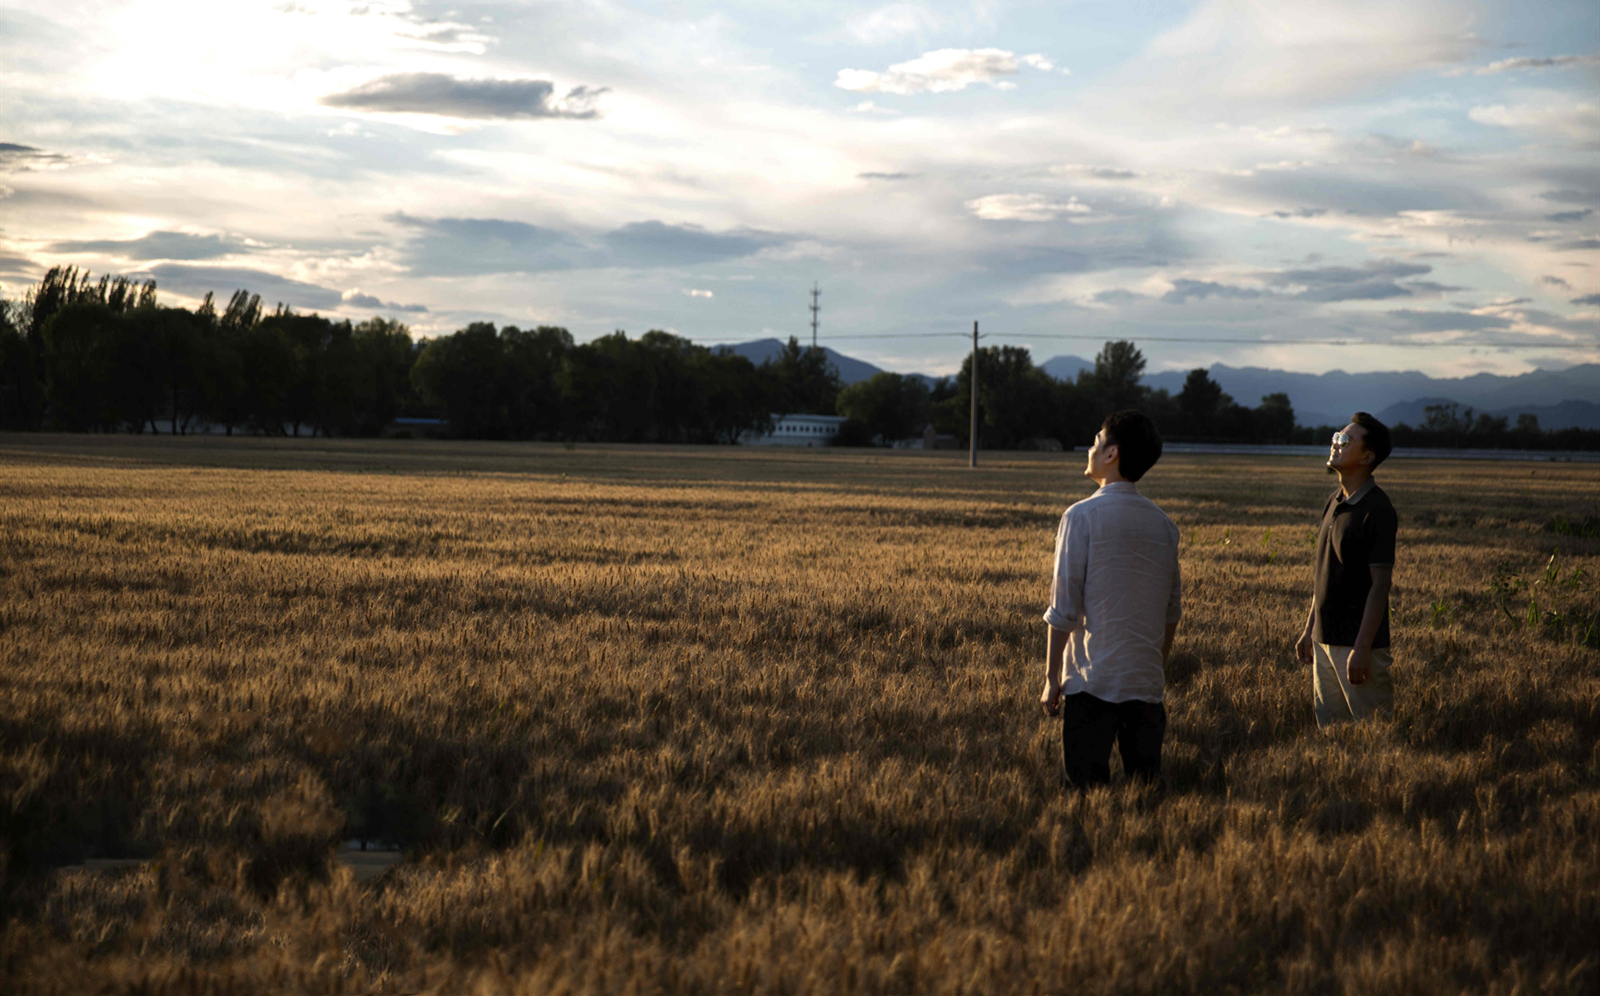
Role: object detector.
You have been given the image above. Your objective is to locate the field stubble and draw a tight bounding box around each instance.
[0,434,1597,994]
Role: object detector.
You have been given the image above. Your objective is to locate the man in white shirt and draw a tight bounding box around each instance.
[1040,410,1183,790]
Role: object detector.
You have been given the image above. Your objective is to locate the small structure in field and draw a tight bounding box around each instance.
[894,424,960,449]
[740,413,849,447]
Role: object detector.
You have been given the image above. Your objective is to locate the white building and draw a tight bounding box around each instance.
[740,413,849,447]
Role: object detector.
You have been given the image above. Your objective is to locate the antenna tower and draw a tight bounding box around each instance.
[809,282,820,348]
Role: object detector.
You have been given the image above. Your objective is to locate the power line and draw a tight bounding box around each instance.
[813,332,978,340]
[813,331,1595,348]
[1011,333,1593,348]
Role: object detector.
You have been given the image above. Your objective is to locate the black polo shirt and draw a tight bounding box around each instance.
[1312,480,1397,648]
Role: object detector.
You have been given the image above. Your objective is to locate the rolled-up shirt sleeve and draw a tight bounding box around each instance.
[1043,510,1085,632]
[1165,523,1183,625]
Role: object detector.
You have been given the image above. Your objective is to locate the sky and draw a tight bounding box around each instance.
[1,0,1597,378]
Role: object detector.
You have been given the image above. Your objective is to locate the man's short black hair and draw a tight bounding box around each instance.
[1350,411,1392,469]
[1102,409,1163,482]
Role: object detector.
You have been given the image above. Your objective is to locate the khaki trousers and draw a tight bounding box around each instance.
[1312,643,1393,728]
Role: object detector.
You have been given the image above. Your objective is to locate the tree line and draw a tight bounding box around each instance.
[2,266,1594,450]
[1387,402,1600,452]
[835,342,1299,448]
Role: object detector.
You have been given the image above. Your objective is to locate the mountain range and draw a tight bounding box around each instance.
[720,339,1600,431]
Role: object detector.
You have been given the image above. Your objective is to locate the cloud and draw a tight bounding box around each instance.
[321,73,607,119]
[280,0,497,55]
[1386,309,1513,332]
[390,213,580,275]
[1561,239,1600,250]
[1264,259,1432,302]
[1539,189,1600,205]
[1469,99,1600,142]
[1402,280,1468,295]
[49,230,253,261]
[1092,289,1146,304]
[0,252,38,276]
[1547,209,1594,223]
[1572,294,1600,306]
[139,264,344,310]
[390,214,787,276]
[1267,207,1328,219]
[858,171,915,180]
[0,141,72,171]
[682,288,713,298]
[601,221,787,267]
[1221,168,1478,218]
[342,290,427,313]
[835,48,1052,95]
[1298,282,1413,302]
[845,3,943,44]
[1137,0,1477,104]
[1161,279,1263,304]
[1469,53,1600,75]
[977,246,1091,277]
[965,193,1090,222]
[1051,164,1138,180]
[847,100,899,114]
[1540,275,1573,290]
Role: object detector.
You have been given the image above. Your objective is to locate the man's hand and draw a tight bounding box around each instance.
[1295,629,1314,665]
[1042,624,1070,717]
[1040,676,1062,717]
[1346,647,1371,686]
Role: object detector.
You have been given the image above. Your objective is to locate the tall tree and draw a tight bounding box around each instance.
[1178,368,1228,434]
[953,345,1059,448]
[699,350,769,444]
[41,304,161,432]
[836,371,931,445]
[128,306,211,433]
[412,322,508,438]
[0,299,39,431]
[499,324,570,438]
[762,337,841,415]
[354,317,419,435]
[561,331,659,442]
[1255,393,1296,442]
[19,267,157,430]
[1090,340,1147,413]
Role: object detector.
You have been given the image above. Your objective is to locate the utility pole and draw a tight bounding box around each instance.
[809,283,820,348]
[969,320,979,468]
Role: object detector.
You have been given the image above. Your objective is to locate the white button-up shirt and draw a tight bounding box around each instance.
[1043,482,1183,704]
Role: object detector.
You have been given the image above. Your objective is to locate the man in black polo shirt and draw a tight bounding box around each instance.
[1295,411,1398,726]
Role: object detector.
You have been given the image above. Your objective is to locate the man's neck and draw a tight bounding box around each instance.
[1337,466,1373,498]
[1090,473,1132,489]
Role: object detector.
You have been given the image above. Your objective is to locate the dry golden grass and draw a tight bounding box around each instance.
[1,434,1597,994]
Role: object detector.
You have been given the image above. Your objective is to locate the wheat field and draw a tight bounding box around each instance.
[1,434,1596,994]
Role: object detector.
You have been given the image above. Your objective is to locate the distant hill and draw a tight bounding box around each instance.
[721,339,1599,429]
[1375,397,1600,431]
[1039,355,1095,381]
[717,338,885,385]
[716,338,942,387]
[1138,363,1600,429]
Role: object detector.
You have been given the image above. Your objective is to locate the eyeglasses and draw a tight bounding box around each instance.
[1330,432,1352,446]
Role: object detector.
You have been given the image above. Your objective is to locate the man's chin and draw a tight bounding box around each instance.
[1325,463,1337,475]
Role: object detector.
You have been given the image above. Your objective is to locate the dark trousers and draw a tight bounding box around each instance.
[1060,692,1166,790]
